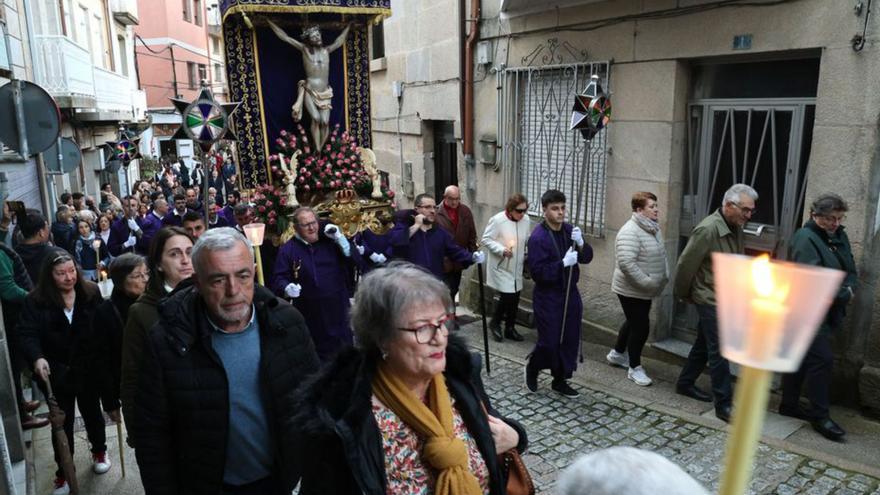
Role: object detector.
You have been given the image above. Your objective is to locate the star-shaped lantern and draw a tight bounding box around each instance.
[105,125,141,167]
[570,74,611,141]
[170,83,240,153]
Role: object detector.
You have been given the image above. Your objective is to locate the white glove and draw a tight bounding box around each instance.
[123,235,137,248]
[562,247,578,267]
[472,251,486,264]
[323,223,340,240]
[127,218,141,233]
[356,244,365,255]
[284,283,302,298]
[369,252,387,264]
[571,226,584,247]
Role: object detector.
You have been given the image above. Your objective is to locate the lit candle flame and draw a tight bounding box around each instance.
[751,254,789,303]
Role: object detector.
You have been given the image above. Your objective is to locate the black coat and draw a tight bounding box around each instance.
[133,284,320,495]
[94,290,138,411]
[290,335,528,495]
[15,285,110,404]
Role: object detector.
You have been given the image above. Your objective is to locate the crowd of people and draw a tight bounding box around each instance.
[0,170,857,494]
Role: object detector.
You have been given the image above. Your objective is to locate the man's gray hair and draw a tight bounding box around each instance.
[351,261,453,354]
[557,447,709,495]
[191,227,253,274]
[722,183,758,206]
[292,206,316,225]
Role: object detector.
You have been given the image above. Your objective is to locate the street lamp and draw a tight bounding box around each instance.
[713,253,845,495]
[243,222,266,286]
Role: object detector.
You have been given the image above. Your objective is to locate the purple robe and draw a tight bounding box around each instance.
[208,215,230,229]
[527,222,593,379]
[138,211,164,254]
[162,209,189,227]
[271,234,354,361]
[108,216,143,256]
[354,229,393,274]
[220,205,236,225]
[390,224,473,279]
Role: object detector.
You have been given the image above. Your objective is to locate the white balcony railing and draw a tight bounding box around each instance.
[34,35,143,117]
[110,0,139,25]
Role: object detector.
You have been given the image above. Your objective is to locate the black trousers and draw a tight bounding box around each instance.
[492,291,521,330]
[4,337,27,417]
[444,270,463,303]
[613,295,652,368]
[38,378,107,478]
[221,475,286,495]
[676,304,733,410]
[781,332,833,420]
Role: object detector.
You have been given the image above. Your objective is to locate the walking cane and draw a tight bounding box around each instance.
[45,380,79,494]
[116,421,126,477]
[476,252,492,375]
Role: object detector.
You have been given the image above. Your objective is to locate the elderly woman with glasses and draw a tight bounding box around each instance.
[781,193,857,442]
[292,261,528,495]
[16,249,117,493]
[481,193,531,342]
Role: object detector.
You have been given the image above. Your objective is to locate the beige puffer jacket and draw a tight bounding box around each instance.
[611,213,669,299]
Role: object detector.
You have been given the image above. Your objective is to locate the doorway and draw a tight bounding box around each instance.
[431,121,457,200]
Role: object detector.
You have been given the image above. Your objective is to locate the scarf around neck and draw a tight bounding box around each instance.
[372,364,482,495]
[632,212,660,235]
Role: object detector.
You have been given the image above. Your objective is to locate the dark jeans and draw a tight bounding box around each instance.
[781,332,833,420]
[221,475,286,495]
[614,295,652,368]
[38,379,107,478]
[676,304,733,410]
[492,291,521,330]
[444,270,463,303]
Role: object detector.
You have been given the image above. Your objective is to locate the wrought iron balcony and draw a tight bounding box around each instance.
[33,35,146,120]
[110,0,139,26]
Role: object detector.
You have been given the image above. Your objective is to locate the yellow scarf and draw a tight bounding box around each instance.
[372,364,483,495]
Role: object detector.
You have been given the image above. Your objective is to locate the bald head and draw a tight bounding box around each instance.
[443,185,461,209]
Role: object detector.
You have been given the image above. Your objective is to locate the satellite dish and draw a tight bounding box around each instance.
[43,137,82,174]
[0,80,61,155]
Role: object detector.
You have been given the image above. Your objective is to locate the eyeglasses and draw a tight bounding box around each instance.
[297,221,318,229]
[416,204,437,210]
[731,202,756,215]
[129,271,150,280]
[397,314,453,344]
[819,214,846,224]
[513,207,528,214]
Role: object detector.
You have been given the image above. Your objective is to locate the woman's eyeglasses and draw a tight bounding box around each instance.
[129,271,150,280]
[397,314,453,344]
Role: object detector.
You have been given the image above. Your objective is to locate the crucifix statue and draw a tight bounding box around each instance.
[266,19,351,148]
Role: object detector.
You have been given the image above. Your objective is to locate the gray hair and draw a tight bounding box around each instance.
[191,227,253,274]
[108,253,147,287]
[810,193,848,216]
[722,183,758,206]
[351,261,453,353]
[557,447,709,495]
[292,206,316,225]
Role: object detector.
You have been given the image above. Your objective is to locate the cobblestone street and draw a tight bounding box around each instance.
[471,328,880,495]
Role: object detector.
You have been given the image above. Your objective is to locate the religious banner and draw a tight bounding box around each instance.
[221,0,390,189]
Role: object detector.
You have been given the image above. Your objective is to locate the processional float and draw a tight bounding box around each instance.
[217,0,394,244]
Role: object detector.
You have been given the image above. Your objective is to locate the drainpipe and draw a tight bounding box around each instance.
[462,0,480,194]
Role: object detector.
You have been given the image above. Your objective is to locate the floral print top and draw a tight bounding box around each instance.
[372,394,491,495]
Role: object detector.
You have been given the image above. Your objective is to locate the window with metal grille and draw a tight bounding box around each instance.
[499,62,610,237]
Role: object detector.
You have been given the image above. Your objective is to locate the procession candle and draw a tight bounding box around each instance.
[93,240,102,273]
[747,256,790,362]
[505,240,515,269]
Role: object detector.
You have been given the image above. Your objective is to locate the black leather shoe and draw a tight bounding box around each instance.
[715,405,732,423]
[504,327,524,342]
[811,417,846,442]
[491,327,504,342]
[551,379,580,398]
[676,385,713,403]
[778,405,810,421]
[524,363,538,393]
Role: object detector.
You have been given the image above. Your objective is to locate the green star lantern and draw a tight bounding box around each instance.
[105,126,141,167]
[170,83,240,152]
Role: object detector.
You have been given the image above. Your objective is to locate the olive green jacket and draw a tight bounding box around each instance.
[119,278,167,444]
[673,209,744,306]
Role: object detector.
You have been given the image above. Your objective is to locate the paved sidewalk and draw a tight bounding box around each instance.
[458,318,880,495]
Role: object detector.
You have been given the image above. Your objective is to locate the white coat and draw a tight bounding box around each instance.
[611,213,669,300]
[481,210,531,293]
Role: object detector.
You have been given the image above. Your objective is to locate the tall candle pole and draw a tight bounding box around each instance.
[719,366,772,495]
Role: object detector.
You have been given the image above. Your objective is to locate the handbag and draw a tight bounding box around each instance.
[479,403,535,495]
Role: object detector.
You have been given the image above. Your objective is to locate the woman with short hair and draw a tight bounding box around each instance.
[292,262,528,494]
[119,226,194,445]
[481,193,531,342]
[607,192,668,386]
[17,249,117,493]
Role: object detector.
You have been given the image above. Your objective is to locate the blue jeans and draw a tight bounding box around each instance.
[676,304,733,410]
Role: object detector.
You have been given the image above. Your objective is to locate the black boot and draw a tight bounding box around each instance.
[504,326,524,342]
[489,319,503,342]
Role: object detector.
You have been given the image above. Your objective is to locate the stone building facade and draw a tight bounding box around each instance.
[370,0,880,415]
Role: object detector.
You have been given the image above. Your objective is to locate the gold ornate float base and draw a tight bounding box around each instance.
[280,189,394,243]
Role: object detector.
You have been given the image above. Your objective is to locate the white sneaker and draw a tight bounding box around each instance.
[606,349,629,368]
[627,366,653,386]
[93,451,112,474]
[52,477,70,495]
